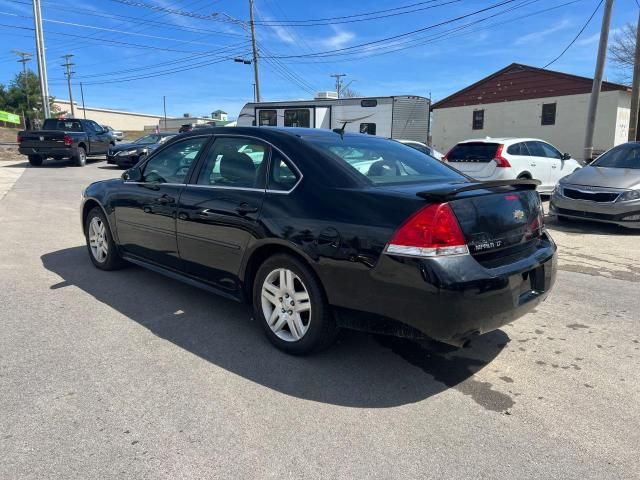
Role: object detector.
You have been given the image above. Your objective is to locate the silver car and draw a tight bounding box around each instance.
[550,142,640,229]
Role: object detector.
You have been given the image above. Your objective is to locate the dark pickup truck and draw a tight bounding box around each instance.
[18,118,114,166]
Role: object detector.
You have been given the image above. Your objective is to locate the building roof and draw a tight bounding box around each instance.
[54,99,168,119]
[431,63,630,110]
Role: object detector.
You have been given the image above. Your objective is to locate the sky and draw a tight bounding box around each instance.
[0,0,636,120]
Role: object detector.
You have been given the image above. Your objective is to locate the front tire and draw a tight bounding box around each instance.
[74,147,87,167]
[253,254,338,355]
[84,207,125,270]
[28,155,43,166]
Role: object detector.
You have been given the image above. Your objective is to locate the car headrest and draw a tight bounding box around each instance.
[220,152,256,185]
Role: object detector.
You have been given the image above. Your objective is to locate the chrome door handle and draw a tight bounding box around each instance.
[236,203,258,215]
[155,194,174,204]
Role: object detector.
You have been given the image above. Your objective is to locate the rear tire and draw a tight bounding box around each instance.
[253,253,338,355]
[84,207,126,271]
[28,155,43,166]
[74,147,87,167]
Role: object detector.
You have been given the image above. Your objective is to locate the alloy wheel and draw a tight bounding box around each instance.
[261,268,311,342]
[88,216,108,263]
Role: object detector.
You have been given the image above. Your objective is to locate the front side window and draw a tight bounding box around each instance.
[539,142,562,159]
[591,144,640,169]
[258,110,277,126]
[141,136,208,184]
[284,109,310,128]
[360,123,377,135]
[541,103,556,125]
[472,109,484,130]
[525,141,546,158]
[268,150,299,191]
[196,137,268,188]
[305,135,465,186]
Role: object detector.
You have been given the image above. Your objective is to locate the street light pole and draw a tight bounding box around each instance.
[32,0,50,119]
[583,0,615,161]
[248,0,261,102]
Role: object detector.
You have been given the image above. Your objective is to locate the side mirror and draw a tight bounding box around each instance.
[561,153,571,161]
[122,167,142,182]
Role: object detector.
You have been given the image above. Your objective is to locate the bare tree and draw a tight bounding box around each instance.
[609,22,636,85]
[341,86,361,98]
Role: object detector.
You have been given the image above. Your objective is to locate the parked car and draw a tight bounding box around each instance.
[107,133,176,168]
[103,125,124,142]
[18,118,113,166]
[550,142,640,229]
[396,139,444,160]
[443,138,582,194]
[81,127,557,354]
[179,124,193,133]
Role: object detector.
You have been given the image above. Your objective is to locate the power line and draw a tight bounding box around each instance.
[542,0,604,69]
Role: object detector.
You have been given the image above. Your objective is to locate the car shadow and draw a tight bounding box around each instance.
[98,165,124,170]
[41,246,509,408]
[545,214,640,236]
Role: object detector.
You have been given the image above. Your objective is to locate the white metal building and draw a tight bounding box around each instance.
[431,64,631,160]
[53,100,167,131]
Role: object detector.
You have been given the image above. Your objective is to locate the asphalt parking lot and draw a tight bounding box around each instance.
[1,157,639,479]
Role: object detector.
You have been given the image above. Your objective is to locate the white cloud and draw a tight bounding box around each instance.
[515,19,571,46]
[270,24,296,44]
[321,29,356,49]
[575,27,621,47]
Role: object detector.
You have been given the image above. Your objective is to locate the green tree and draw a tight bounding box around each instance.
[0,69,56,119]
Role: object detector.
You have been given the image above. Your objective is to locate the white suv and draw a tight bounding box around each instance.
[443,138,582,194]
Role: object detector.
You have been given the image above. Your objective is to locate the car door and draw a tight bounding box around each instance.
[524,141,552,188]
[538,141,565,188]
[86,120,110,154]
[176,136,270,294]
[114,135,210,269]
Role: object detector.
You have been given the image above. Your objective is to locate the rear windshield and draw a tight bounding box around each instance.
[304,134,465,185]
[591,143,640,169]
[42,119,83,132]
[447,142,499,162]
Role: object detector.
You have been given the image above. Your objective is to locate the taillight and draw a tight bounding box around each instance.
[63,134,73,146]
[442,149,452,162]
[494,144,511,168]
[17,135,22,144]
[386,203,468,257]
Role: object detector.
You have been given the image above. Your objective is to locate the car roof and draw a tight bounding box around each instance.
[457,137,545,144]
[177,126,378,142]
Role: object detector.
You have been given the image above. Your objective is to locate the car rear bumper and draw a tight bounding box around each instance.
[550,194,640,229]
[19,146,77,157]
[329,232,557,346]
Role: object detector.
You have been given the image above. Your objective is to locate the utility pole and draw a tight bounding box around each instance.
[80,82,86,119]
[14,51,32,115]
[62,54,75,117]
[248,0,261,102]
[330,73,346,97]
[163,95,167,131]
[583,0,615,161]
[628,11,640,142]
[32,0,50,119]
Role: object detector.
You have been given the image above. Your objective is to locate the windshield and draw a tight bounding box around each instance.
[591,143,640,169]
[134,135,162,145]
[305,134,465,185]
[42,119,83,132]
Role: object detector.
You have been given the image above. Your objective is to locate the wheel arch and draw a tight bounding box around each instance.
[240,241,321,306]
[516,171,532,179]
[81,197,118,243]
[77,142,87,152]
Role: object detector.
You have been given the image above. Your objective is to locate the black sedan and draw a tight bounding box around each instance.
[81,127,557,354]
[106,133,176,168]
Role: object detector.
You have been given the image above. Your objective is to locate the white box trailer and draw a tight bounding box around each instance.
[236,95,431,142]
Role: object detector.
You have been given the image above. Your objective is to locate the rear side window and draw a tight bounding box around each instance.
[507,143,527,156]
[196,137,268,188]
[304,135,464,186]
[525,141,546,157]
[268,150,299,191]
[447,143,499,163]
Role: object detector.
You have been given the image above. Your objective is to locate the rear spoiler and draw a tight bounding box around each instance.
[416,179,541,201]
